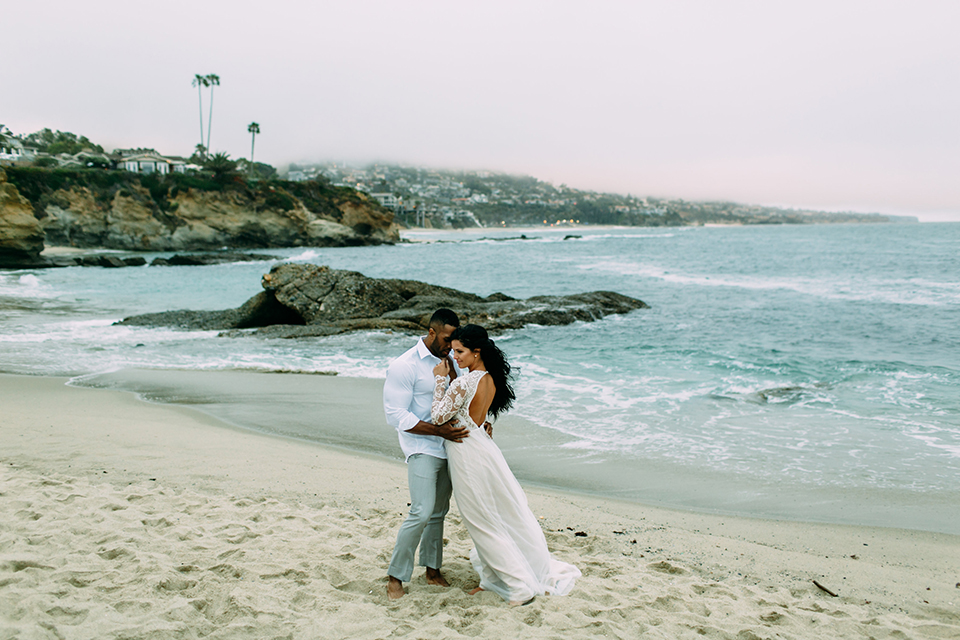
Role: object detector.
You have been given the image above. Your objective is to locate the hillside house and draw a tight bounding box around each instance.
[370,192,399,209]
[0,139,36,166]
[117,152,188,175]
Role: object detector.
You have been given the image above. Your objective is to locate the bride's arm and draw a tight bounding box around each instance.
[432,375,469,425]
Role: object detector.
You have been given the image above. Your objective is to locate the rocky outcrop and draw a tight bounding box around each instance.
[37,186,397,251]
[118,290,305,331]
[44,255,147,268]
[0,169,46,267]
[150,252,278,266]
[118,263,648,336]
[1,247,277,270]
[4,168,398,252]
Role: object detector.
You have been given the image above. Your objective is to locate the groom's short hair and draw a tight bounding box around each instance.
[429,308,460,329]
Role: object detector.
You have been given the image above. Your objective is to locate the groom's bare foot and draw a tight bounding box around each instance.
[424,567,450,587]
[468,587,484,595]
[387,576,405,600]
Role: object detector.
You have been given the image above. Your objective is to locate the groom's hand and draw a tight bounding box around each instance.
[406,419,469,441]
[446,355,458,380]
[436,419,469,442]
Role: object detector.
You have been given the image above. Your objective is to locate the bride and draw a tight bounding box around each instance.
[431,324,580,605]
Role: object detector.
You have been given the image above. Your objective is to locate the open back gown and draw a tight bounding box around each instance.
[432,369,580,602]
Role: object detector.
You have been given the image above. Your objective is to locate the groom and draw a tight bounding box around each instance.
[383,308,471,599]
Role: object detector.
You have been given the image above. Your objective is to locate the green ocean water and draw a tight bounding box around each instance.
[2,222,957,531]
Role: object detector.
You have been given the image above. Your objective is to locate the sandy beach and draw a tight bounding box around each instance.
[2,373,958,639]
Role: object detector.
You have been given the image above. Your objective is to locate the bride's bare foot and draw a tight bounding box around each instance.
[468,587,484,595]
[424,567,450,587]
[508,596,536,607]
[387,576,405,600]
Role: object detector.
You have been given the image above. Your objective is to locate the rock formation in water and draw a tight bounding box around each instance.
[149,252,278,267]
[118,262,649,336]
[0,169,46,267]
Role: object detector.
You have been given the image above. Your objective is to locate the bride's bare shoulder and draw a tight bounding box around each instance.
[476,371,495,391]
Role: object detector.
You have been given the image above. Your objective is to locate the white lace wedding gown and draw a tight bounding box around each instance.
[432,370,580,602]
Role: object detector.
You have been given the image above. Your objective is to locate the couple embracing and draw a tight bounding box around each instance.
[383,309,580,605]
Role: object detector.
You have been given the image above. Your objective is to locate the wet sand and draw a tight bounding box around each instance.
[2,373,958,639]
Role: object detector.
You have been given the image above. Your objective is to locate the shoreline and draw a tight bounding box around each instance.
[67,367,960,535]
[2,372,958,638]
[398,224,637,241]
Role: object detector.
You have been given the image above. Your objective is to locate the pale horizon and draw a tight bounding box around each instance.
[3,0,959,222]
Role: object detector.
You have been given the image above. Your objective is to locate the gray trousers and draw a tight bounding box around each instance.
[387,453,452,582]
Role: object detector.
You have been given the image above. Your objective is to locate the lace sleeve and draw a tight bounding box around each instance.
[432,375,469,424]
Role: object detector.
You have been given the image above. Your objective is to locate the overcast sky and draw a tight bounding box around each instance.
[3,1,958,221]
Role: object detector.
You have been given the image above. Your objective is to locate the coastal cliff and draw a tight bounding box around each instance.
[2,168,399,259]
[0,169,45,267]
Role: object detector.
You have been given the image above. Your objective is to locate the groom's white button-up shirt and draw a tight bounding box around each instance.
[383,338,459,462]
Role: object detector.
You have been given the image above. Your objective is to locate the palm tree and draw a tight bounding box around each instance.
[203,152,238,183]
[247,122,260,173]
[191,144,208,164]
[205,74,220,153]
[192,74,209,156]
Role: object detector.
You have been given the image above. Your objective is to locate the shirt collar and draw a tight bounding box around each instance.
[416,337,439,361]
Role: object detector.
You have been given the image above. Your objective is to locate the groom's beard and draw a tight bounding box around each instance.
[426,338,450,359]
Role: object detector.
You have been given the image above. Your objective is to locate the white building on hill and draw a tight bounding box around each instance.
[370,192,399,209]
[116,151,189,175]
[0,138,36,165]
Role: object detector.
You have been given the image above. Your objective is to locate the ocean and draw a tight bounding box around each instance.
[2,223,958,533]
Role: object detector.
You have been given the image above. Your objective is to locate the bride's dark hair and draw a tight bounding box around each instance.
[451,324,515,419]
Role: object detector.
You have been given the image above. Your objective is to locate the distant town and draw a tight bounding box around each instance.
[1,127,917,229]
[290,162,917,228]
